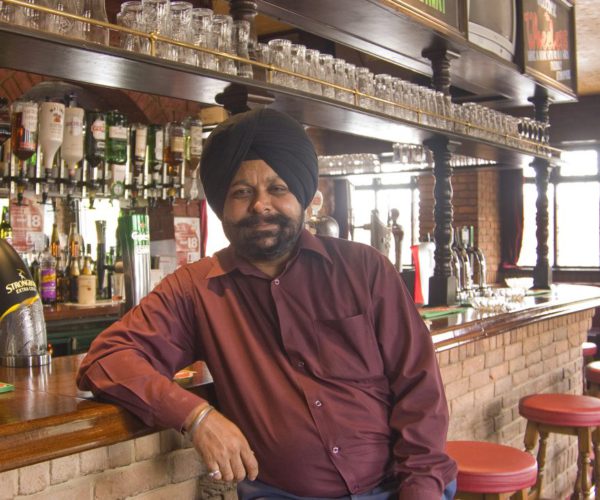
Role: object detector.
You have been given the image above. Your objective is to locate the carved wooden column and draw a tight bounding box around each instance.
[530,87,553,289]
[425,135,457,305]
[228,0,258,55]
[422,48,460,305]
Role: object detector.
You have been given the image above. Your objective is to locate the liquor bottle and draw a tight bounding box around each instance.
[130,123,148,197]
[30,253,41,292]
[10,101,38,163]
[85,110,106,168]
[103,246,115,300]
[40,245,57,305]
[0,97,11,146]
[50,223,60,259]
[82,243,94,275]
[147,125,164,201]
[0,206,12,243]
[67,222,81,302]
[56,250,69,303]
[62,101,85,174]
[105,110,128,165]
[38,101,65,171]
[165,121,185,174]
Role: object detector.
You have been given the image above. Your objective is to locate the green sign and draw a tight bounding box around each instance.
[396,0,463,32]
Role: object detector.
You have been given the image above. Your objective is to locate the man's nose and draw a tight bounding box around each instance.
[251,191,271,213]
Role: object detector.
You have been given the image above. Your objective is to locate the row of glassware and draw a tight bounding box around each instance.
[0,0,552,156]
[317,148,495,177]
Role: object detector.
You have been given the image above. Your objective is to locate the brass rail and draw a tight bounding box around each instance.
[1,0,561,160]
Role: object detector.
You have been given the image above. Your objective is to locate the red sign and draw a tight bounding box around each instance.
[174,217,201,267]
[9,195,45,254]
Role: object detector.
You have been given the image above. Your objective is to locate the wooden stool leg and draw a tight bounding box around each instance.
[535,429,549,499]
[512,489,529,500]
[593,427,600,500]
[575,427,592,498]
[524,420,543,500]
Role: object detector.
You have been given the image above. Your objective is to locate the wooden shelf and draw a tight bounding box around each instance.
[0,24,557,168]
[256,0,577,107]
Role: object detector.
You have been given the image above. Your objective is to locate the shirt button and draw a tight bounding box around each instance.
[273,279,280,285]
[332,446,340,454]
[297,361,305,368]
[314,400,322,407]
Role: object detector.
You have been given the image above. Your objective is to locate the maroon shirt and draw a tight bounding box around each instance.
[77,230,456,499]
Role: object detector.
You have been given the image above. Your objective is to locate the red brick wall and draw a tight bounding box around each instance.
[0,69,202,125]
[418,169,501,284]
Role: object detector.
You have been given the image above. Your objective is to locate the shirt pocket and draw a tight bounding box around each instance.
[313,313,384,381]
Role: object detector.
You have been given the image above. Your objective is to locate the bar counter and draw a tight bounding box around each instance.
[1,284,599,498]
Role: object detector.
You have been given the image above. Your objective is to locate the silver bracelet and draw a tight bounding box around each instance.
[185,404,215,438]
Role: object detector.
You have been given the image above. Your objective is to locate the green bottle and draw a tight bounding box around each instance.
[105,110,128,165]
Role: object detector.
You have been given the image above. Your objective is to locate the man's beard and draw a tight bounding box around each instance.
[223,212,304,262]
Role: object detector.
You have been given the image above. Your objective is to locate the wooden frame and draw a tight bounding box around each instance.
[518,0,577,97]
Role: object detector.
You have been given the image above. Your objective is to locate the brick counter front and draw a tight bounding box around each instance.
[1,285,599,499]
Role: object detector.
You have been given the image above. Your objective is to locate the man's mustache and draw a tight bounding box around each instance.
[234,213,290,229]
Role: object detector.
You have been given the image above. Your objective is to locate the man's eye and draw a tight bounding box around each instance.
[270,185,288,194]
[231,188,252,198]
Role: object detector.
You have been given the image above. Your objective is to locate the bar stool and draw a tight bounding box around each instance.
[446,441,537,499]
[586,361,600,397]
[583,342,597,393]
[519,393,600,499]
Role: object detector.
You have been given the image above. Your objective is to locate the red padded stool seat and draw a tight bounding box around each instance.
[584,341,598,358]
[519,393,600,499]
[446,441,537,499]
[586,361,600,398]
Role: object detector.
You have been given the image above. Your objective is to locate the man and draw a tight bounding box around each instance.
[77,108,457,500]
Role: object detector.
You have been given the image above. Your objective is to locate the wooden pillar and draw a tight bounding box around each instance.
[529,87,553,289]
[422,48,460,305]
[425,135,457,306]
[228,0,258,55]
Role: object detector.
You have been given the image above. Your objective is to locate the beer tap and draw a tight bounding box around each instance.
[465,225,487,290]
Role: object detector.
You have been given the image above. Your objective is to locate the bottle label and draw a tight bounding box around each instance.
[135,127,148,159]
[190,125,203,157]
[40,102,65,141]
[109,126,128,140]
[0,240,39,318]
[155,131,164,161]
[41,268,57,302]
[65,115,84,137]
[91,119,106,141]
[22,105,39,132]
[170,136,185,153]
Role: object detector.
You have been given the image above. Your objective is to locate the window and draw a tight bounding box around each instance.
[348,172,418,268]
[518,148,599,268]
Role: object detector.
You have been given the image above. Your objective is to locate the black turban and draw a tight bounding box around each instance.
[200,108,318,218]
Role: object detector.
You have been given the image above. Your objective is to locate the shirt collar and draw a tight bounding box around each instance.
[205,229,333,279]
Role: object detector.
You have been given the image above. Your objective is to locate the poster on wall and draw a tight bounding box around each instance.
[9,195,45,254]
[174,216,201,267]
[520,0,576,96]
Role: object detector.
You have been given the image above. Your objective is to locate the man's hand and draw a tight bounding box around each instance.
[187,405,259,482]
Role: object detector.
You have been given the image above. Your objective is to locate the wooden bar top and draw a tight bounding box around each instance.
[43,301,123,323]
[1,284,599,473]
